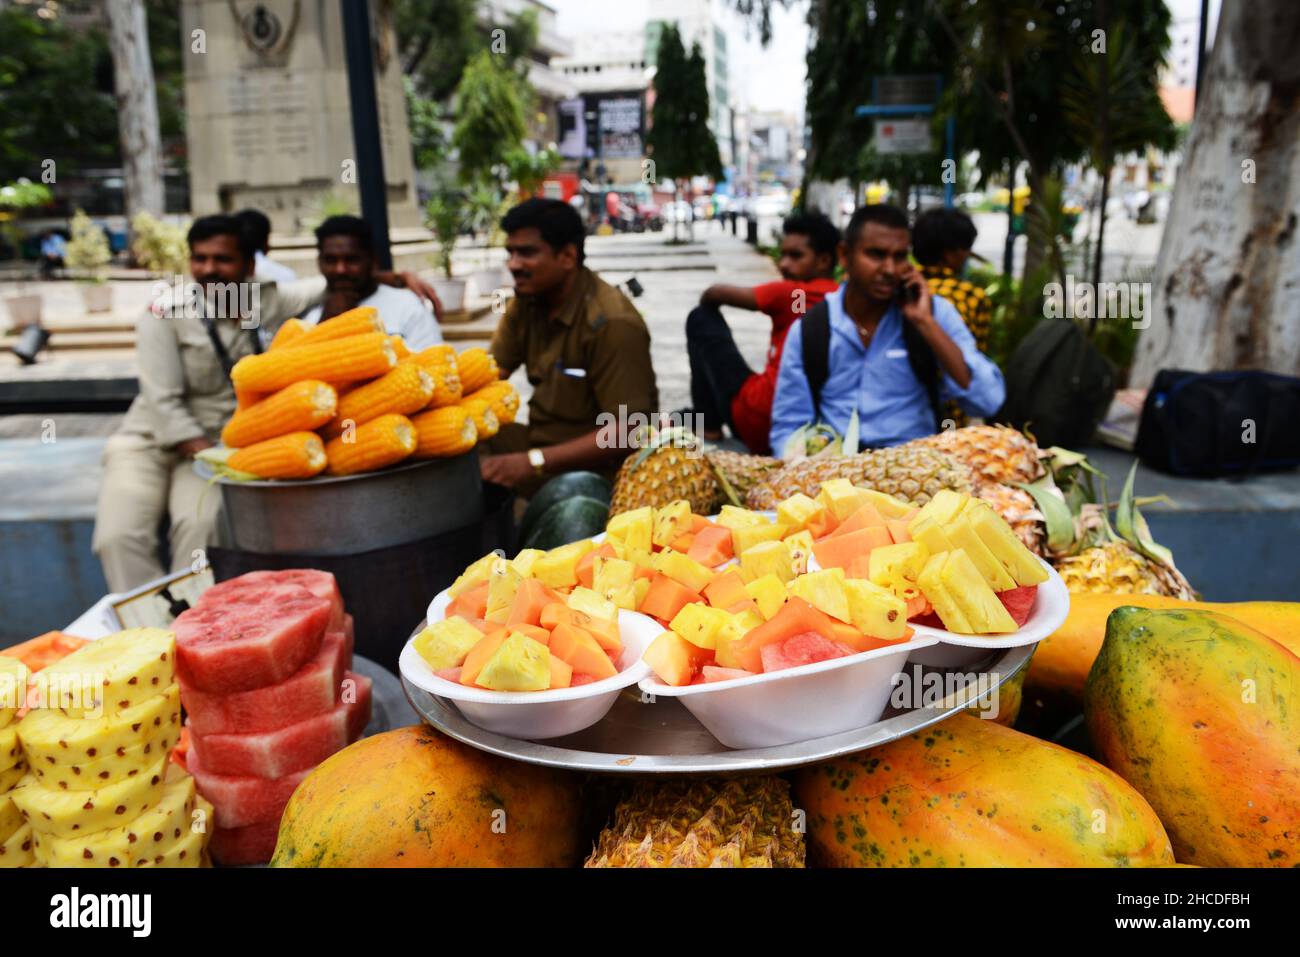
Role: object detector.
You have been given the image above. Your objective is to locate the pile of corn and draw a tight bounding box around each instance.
[221,307,518,479]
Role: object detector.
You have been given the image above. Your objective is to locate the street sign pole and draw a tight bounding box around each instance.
[856,73,955,210]
[340,0,393,270]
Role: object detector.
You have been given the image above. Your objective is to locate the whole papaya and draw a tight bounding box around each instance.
[794,713,1174,867]
[271,725,584,867]
[1085,607,1300,867]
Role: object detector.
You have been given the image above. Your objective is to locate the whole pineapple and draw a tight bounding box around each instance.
[746,446,976,510]
[1056,540,1195,598]
[586,777,804,868]
[704,448,782,497]
[609,428,721,516]
[908,425,1045,486]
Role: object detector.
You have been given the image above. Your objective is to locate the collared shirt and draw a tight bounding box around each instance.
[254,251,298,284]
[769,284,1006,452]
[119,276,326,448]
[491,267,658,447]
[301,284,443,351]
[919,264,992,352]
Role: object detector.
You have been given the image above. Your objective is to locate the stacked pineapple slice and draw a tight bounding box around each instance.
[0,656,33,866]
[872,489,1049,634]
[9,629,213,868]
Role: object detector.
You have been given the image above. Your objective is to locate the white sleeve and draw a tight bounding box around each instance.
[392,296,444,351]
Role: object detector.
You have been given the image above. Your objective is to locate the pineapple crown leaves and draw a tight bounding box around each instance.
[627,425,700,470]
[1115,461,1178,569]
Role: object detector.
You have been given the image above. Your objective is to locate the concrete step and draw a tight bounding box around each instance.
[3,330,136,352]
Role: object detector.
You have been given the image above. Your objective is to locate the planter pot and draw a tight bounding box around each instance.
[469,268,512,299]
[431,278,467,313]
[80,283,113,314]
[3,293,42,329]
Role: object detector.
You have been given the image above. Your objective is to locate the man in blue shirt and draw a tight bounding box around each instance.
[770,204,1004,451]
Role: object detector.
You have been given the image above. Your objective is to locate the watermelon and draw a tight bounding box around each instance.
[570,673,597,686]
[435,666,463,683]
[759,631,855,673]
[187,752,314,829]
[174,582,330,693]
[518,471,612,543]
[203,570,345,631]
[701,666,755,683]
[208,817,281,867]
[187,674,372,779]
[997,585,1038,627]
[521,496,610,551]
[181,631,349,736]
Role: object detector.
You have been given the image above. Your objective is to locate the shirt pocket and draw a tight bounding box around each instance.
[535,361,597,424]
[176,323,229,398]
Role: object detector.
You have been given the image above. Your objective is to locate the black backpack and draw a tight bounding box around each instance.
[800,299,941,444]
[997,317,1116,448]
[1135,369,1300,477]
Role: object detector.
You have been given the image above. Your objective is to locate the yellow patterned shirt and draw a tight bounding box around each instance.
[920,264,992,352]
[921,264,993,427]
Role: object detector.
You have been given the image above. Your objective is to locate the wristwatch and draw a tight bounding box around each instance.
[527,447,546,476]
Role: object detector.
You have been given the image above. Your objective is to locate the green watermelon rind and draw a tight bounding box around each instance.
[521,495,611,551]
[518,472,612,542]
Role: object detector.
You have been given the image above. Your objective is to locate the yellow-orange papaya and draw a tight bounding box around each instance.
[1085,607,1300,867]
[794,713,1174,867]
[271,725,583,867]
[1026,595,1300,704]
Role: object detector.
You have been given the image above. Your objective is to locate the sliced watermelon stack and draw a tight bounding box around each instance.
[173,570,372,865]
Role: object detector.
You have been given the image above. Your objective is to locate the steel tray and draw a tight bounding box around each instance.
[402,637,1032,774]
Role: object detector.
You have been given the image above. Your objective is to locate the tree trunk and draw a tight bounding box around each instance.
[1130,0,1300,388]
[105,0,164,225]
[1089,163,1112,333]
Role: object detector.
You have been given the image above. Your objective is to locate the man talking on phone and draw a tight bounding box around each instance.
[769,204,1004,452]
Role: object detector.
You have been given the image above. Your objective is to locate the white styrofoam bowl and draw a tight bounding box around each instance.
[401,587,661,740]
[637,634,938,750]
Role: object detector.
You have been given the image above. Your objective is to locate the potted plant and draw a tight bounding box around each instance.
[424,186,470,313]
[65,209,113,313]
[0,178,53,329]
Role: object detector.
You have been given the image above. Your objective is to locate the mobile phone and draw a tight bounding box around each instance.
[898,279,921,304]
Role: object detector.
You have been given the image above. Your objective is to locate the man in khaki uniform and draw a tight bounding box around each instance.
[93,215,328,592]
[93,215,438,592]
[482,199,658,494]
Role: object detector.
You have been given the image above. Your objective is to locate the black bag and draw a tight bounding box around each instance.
[997,317,1116,448]
[1135,369,1300,477]
[801,299,941,441]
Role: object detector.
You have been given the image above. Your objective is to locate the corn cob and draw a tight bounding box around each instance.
[389,335,412,360]
[235,387,265,411]
[269,318,308,350]
[408,345,462,407]
[459,397,500,441]
[228,432,327,480]
[322,363,434,439]
[231,332,396,392]
[291,307,383,348]
[411,406,478,458]
[465,382,519,425]
[324,413,417,476]
[456,347,499,394]
[221,379,338,448]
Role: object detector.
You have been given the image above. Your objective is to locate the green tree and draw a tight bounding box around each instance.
[452,50,530,186]
[646,24,722,240]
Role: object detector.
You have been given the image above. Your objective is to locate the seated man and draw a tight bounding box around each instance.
[93,215,329,593]
[300,215,444,352]
[234,208,297,283]
[685,211,840,453]
[770,204,1005,452]
[93,216,439,593]
[482,198,658,494]
[912,207,992,352]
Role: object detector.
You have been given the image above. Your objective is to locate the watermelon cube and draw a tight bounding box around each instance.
[187,674,372,779]
[186,751,313,829]
[181,631,349,736]
[701,665,756,683]
[759,631,855,673]
[997,585,1038,627]
[175,583,330,693]
[209,817,281,867]
[202,570,345,632]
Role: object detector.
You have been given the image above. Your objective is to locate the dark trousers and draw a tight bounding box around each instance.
[686,304,754,434]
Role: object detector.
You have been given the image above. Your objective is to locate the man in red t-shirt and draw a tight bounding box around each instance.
[685,212,840,453]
